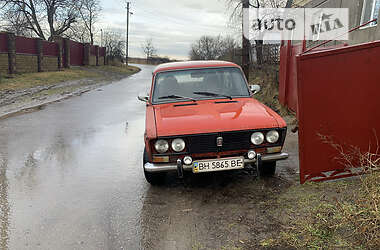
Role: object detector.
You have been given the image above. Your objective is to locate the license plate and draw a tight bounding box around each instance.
[193,157,244,173]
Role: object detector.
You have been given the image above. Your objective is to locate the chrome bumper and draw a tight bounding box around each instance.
[144,152,289,173]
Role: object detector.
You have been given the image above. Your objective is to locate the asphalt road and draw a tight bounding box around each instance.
[0,64,299,250]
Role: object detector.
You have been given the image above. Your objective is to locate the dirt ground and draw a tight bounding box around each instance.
[141,116,300,250]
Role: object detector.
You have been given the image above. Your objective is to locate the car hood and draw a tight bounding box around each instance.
[153,98,284,137]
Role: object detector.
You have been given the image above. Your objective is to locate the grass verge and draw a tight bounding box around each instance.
[260,142,380,250]
[0,68,102,91]
[96,65,141,75]
[0,65,140,92]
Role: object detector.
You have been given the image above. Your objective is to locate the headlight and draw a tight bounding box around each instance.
[154,139,169,153]
[171,138,185,152]
[251,132,264,145]
[266,130,279,143]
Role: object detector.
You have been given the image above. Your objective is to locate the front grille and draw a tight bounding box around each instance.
[155,128,286,156]
[187,134,218,153]
[187,131,252,154]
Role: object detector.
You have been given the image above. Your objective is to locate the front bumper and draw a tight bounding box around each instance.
[144,152,289,173]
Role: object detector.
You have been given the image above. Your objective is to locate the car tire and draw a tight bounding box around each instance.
[143,148,166,185]
[259,161,276,176]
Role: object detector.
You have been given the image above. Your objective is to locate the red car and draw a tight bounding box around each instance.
[138,61,288,185]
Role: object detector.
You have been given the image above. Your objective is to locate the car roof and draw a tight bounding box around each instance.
[153,60,241,74]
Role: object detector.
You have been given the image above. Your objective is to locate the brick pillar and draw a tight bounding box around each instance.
[83,43,90,66]
[95,45,99,66]
[7,32,16,74]
[103,47,107,65]
[57,43,63,70]
[63,38,70,68]
[36,38,43,72]
[52,36,63,70]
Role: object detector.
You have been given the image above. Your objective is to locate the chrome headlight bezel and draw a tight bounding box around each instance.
[251,132,265,145]
[266,130,280,144]
[171,138,186,152]
[154,139,169,153]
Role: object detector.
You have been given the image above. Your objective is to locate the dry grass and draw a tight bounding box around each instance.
[97,65,141,75]
[249,64,292,118]
[0,68,102,91]
[260,137,380,249]
[0,65,141,92]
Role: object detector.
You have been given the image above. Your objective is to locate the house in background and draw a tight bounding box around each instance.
[293,0,380,44]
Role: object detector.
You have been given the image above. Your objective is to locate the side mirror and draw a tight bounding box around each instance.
[250,84,261,95]
[138,95,149,103]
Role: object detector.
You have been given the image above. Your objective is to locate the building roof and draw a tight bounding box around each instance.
[153,60,240,74]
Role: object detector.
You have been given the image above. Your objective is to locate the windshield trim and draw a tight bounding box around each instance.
[151,66,250,105]
[152,96,252,105]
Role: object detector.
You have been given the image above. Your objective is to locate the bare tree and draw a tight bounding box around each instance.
[64,23,89,43]
[225,0,293,64]
[141,38,157,59]
[1,0,78,41]
[190,35,238,61]
[75,0,101,45]
[1,7,30,36]
[103,30,125,62]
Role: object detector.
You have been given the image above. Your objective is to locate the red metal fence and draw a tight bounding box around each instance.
[99,47,105,57]
[0,32,106,73]
[279,42,348,114]
[90,46,96,56]
[279,41,303,114]
[297,41,380,183]
[70,41,84,66]
[42,41,58,56]
[15,36,38,54]
[0,33,7,52]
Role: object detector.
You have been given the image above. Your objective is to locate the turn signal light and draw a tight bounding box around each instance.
[152,156,169,163]
[266,146,282,154]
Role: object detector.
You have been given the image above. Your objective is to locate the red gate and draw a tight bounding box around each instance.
[297,41,380,183]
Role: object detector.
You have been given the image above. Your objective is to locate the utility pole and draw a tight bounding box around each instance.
[126,2,131,66]
[242,0,250,81]
[100,29,103,47]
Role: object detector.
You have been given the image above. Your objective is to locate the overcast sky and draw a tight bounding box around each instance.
[98,0,236,60]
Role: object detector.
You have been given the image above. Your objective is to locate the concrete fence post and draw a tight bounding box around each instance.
[83,43,90,66]
[36,38,43,72]
[53,36,63,70]
[6,32,16,74]
[63,38,70,68]
[57,43,63,70]
[95,45,99,66]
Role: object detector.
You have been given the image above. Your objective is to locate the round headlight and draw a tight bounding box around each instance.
[266,130,279,143]
[171,138,185,152]
[251,132,264,145]
[154,139,169,153]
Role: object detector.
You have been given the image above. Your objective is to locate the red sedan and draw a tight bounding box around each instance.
[138,61,288,185]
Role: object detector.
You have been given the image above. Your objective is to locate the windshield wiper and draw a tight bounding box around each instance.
[158,95,196,102]
[193,91,232,100]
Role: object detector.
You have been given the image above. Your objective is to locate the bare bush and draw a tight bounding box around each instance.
[141,38,157,59]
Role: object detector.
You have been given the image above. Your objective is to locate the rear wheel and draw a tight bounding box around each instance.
[143,148,166,185]
[259,161,276,176]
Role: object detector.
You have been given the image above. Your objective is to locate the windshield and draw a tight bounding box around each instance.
[152,67,250,103]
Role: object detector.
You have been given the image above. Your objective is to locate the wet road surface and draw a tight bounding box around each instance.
[0,64,299,249]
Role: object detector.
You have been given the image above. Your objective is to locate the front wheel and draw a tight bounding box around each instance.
[259,161,276,176]
[143,148,166,185]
